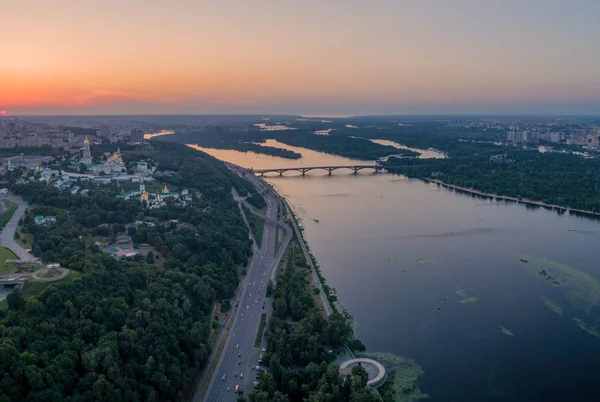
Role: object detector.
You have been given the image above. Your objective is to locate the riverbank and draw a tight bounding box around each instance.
[423,178,600,218]
[254,175,335,316]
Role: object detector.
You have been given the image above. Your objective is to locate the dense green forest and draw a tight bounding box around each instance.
[0,142,258,401]
[265,130,418,160]
[241,246,376,402]
[155,131,301,159]
[155,122,421,161]
[0,146,63,158]
[385,139,600,213]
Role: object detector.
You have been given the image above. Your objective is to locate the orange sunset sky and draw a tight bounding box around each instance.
[2,0,600,115]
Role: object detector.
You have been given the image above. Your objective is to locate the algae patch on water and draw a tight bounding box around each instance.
[518,254,600,311]
[358,352,429,402]
[573,318,600,338]
[542,296,563,317]
[500,326,515,336]
[518,254,600,338]
[456,284,477,303]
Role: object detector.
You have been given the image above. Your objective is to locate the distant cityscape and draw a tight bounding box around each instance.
[2,115,600,153]
[447,118,600,150]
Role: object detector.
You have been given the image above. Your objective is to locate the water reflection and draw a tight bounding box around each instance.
[254,123,296,131]
[188,139,373,172]
[370,139,446,159]
[193,140,600,401]
[143,129,174,139]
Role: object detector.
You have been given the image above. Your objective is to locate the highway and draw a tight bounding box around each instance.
[203,173,291,400]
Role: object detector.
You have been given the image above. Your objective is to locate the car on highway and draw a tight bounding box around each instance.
[261,348,266,352]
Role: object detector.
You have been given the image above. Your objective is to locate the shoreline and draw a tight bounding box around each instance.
[254,175,336,316]
[423,178,600,218]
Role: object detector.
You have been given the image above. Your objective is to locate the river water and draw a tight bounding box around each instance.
[190,139,600,402]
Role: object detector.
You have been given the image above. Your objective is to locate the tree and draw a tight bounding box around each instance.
[7,290,25,311]
[351,365,368,390]
[146,251,155,264]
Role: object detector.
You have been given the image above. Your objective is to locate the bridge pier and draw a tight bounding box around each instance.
[253,165,386,177]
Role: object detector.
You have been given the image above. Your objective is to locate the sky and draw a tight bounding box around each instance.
[2,0,599,115]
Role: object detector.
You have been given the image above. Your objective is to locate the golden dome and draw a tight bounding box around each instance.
[84,137,90,145]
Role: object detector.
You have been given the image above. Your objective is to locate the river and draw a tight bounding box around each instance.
[190,139,600,402]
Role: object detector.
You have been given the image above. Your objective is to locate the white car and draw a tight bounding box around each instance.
[247,305,250,309]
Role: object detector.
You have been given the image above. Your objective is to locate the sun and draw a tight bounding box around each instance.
[0,111,6,116]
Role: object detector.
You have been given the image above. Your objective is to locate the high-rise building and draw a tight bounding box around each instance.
[130,128,143,144]
[99,124,110,139]
[81,137,92,165]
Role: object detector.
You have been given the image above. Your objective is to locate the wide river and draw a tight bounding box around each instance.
[191,139,600,402]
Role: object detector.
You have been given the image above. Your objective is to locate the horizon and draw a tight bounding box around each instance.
[3,0,600,115]
[4,113,600,119]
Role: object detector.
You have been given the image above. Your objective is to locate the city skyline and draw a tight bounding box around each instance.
[2,0,600,115]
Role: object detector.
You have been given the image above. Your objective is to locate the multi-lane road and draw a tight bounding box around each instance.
[203,174,291,400]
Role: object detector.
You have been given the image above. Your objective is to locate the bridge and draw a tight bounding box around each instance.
[253,165,384,177]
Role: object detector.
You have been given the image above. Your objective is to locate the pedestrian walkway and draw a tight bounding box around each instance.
[0,195,37,262]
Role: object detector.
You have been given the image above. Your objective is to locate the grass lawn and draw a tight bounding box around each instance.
[0,247,18,274]
[0,200,17,229]
[15,227,33,249]
[246,210,264,248]
[254,313,267,347]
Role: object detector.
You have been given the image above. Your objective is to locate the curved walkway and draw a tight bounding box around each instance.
[339,358,387,388]
[32,267,69,281]
[0,194,38,262]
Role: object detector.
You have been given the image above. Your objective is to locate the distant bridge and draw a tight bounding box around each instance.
[252,165,384,177]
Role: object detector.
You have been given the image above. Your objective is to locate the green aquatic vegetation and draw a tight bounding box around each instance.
[358,352,429,402]
[456,285,477,303]
[518,254,600,338]
[542,296,564,317]
[518,254,600,311]
[573,318,600,338]
[500,326,515,336]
